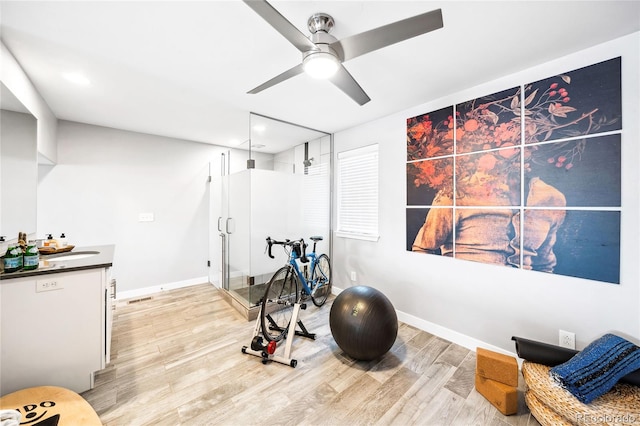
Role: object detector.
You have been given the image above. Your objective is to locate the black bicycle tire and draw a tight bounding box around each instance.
[261,265,300,342]
[311,254,332,307]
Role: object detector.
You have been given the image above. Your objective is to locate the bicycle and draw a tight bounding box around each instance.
[260,236,332,342]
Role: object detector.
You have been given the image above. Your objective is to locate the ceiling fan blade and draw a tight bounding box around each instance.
[329,65,371,105]
[330,9,443,62]
[243,0,316,53]
[247,63,305,94]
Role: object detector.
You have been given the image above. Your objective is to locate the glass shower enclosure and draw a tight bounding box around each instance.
[209,113,331,319]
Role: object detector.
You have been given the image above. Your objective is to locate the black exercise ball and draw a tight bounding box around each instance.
[329,285,398,361]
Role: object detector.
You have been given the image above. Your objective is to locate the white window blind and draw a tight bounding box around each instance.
[336,144,379,241]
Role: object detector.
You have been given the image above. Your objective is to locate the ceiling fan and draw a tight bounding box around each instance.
[243,0,444,106]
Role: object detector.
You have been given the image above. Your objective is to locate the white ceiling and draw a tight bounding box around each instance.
[1,1,638,153]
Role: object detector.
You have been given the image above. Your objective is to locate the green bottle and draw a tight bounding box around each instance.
[0,236,5,274]
[23,241,39,270]
[4,244,23,273]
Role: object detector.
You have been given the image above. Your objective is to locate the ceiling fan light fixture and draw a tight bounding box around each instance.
[303,51,339,79]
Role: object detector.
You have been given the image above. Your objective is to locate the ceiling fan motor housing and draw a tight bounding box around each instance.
[307,13,334,34]
[304,13,341,62]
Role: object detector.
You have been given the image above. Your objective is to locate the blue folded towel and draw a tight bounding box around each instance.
[550,333,640,403]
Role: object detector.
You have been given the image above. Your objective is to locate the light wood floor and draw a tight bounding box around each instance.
[81,283,541,426]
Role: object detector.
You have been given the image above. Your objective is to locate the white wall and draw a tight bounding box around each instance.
[0,41,57,163]
[37,121,267,295]
[332,32,640,354]
[1,110,37,238]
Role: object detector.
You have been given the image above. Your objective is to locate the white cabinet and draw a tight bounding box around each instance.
[0,267,113,395]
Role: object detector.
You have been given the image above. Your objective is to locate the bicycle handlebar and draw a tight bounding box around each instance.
[265,236,308,262]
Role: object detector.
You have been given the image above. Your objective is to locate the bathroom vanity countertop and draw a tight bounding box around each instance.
[0,244,115,280]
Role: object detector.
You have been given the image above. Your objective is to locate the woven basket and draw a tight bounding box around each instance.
[522,361,640,425]
[525,390,573,426]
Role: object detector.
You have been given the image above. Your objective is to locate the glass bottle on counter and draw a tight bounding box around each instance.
[23,241,39,270]
[4,244,23,273]
[0,236,5,274]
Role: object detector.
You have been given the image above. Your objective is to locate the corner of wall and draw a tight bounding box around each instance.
[1,41,58,164]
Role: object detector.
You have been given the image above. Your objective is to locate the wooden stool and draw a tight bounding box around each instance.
[0,386,101,425]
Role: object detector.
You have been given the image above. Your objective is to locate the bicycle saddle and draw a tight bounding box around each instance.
[310,236,323,242]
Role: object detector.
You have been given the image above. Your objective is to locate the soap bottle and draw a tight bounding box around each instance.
[59,233,68,248]
[44,234,58,249]
[23,240,40,270]
[4,244,23,273]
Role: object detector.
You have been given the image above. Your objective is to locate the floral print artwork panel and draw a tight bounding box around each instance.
[524,134,621,208]
[524,57,621,144]
[407,158,454,206]
[454,149,521,207]
[407,106,454,161]
[455,86,522,155]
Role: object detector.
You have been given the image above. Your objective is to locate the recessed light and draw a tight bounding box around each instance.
[62,71,91,86]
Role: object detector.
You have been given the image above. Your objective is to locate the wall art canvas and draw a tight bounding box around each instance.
[406,57,622,284]
[407,106,454,161]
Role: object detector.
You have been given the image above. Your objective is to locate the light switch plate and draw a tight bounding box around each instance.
[138,213,154,222]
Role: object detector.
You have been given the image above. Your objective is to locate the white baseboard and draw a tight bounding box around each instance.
[332,285,516,359]
[395,310,517,360]
[116,276,210,301]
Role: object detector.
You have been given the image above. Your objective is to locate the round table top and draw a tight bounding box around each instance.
[0,386,101,425]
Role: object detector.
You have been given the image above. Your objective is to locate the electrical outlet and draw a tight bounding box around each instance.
[36,279,64,292]
[350,271,357,281]
[559,330,576,349]
[138,212,154,222]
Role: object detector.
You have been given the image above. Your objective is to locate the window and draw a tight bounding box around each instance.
[336,144,379,241]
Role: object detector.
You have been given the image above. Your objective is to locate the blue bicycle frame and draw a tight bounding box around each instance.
[289,246,318,296]
[266,237,328,298]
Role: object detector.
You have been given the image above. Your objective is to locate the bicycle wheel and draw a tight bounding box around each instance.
[261,266,300,342]
[311,254,332,307]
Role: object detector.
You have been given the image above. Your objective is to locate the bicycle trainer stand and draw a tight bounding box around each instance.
[241,301,315,368]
